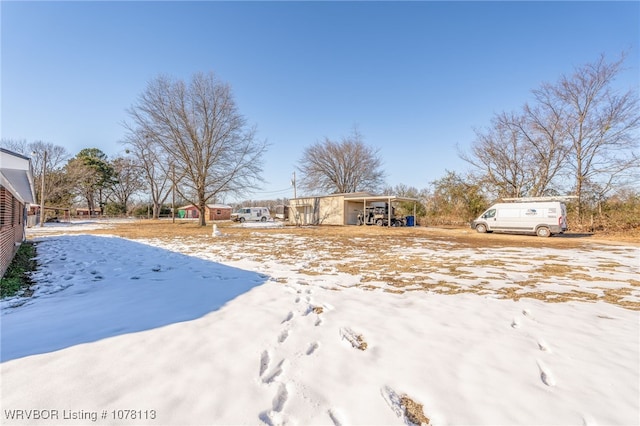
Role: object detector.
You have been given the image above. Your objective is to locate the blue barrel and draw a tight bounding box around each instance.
[406,216,415,227]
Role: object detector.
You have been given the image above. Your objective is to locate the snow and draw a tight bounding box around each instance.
[1,221,639,425]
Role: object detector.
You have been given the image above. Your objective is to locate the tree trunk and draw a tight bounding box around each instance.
[198,201,207,226]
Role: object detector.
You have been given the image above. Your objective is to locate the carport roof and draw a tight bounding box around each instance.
[291,193,419,203]
[343,194,420,203]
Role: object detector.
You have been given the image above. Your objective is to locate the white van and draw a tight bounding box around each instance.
[471,201,567,237]
[231,207,270,223]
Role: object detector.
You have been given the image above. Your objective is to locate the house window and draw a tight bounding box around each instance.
[217,210,221,215]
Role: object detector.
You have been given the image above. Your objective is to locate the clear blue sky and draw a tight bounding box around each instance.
[2,1,638,202]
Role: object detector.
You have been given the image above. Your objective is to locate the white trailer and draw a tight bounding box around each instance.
[471,200,568,237]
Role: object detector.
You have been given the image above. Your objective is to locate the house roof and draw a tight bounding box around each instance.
[0,168,36,204]
[177,204,232,210]
[0,147,30,161]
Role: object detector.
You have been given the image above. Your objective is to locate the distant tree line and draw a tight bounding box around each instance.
[2,54,637,232]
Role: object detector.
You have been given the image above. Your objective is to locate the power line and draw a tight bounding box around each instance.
[249,187,292,195]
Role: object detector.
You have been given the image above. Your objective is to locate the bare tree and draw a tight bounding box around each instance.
[519,98,572,196]
[461,54,639,218]
[125,72,268,226]
[382,183,429,217]
[298,128,385,194]
[106,156,146,214]
[121,130,173,219]
[1,139,71,208]
[463,113,534,198]
[545,54,640,221]
[0,138,28,154]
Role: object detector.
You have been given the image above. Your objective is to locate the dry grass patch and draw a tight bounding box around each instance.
[601,288,640,310]
[400,395,431,426]
[54,220,638,310]
[535,263,576,276]
[340,327,368,351]
[597,261,625,269]
[470,259,508,268]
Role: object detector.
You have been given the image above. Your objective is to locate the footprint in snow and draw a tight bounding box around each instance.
[278,329,289,343]
[306,342,319,355]
[262,359,287,384]
[282,312,294,323]
[328,409,344,426]
[522,309,540,323]
[272,383,289,412]
[258,384,290,426]
[259,350,270,378]
[536,359,556,386]
[537,338,552,352]
[511,317,521,328]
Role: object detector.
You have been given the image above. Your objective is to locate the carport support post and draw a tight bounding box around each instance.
[387,196,391,227]
[363,199,367,225]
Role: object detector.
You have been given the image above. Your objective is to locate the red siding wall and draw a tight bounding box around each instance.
[0,186,26,277]
[207,207,231,221]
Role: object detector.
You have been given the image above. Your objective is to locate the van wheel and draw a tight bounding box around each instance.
[261,216,267,222]
[239,217,245,223]
[375,218,384,226]
[536,226,551,237]
[475,223,487,233]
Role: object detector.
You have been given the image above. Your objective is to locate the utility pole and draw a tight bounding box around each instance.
[291,171,297,199]
[39,150,46,227]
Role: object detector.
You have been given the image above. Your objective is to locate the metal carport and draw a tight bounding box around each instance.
[343,194,419,227]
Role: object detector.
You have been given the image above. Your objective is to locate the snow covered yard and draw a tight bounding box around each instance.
[1,221,638,425]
